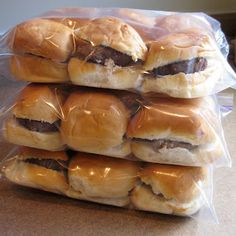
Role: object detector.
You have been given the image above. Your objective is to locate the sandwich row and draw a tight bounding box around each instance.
[2,147,211,217]
[2,14,231,98]
[3,84,228,167]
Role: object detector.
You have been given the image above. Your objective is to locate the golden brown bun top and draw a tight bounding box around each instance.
[75,17,147,61]
[49,17,90,29]
[11,18,75,62]
[62,90,129,121]
[69,152,140,182]
[13,84,64,123]
[61,90,129,149]
[127,97,215,145]
[18,147,68,161]
[141,163,207,203]
[144,30,217,70]
[155,14,212,33]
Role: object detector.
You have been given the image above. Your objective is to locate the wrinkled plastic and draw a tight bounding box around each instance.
[0,8,235,98]
[0,147,217,221]
[0,82,231,168]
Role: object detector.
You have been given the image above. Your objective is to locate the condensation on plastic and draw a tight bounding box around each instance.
[0,147,217,222]
[0,82,231,168]
[0,8,235,98]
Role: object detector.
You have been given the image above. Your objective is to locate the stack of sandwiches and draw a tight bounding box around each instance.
[0,9,231,218]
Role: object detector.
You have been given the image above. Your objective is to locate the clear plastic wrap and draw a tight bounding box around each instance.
[0,82,231,168]
[0,8,232,224]
[0,8,235,98]
[0,146,217,220]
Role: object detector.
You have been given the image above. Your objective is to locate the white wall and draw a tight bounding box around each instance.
[0,0,235,31]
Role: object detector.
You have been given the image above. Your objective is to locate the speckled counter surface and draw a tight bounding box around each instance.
[0,86,235,236]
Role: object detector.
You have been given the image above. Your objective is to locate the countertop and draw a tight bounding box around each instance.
[0,86,236,236]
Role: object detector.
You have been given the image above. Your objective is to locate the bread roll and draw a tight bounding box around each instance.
[61,91,131,156]
[11,18,75,62]
[68,152,139,198]
[2,147,69,194]
[69,17,147,90]
[131,164,208,216]
[142,30,221,98]
[4,84,65,151]
[127,97,223,165]
[10,54,69,83]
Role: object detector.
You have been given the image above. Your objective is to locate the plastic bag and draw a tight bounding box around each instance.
[0,7,235,98]
[0,83,231,168]
[0,146,217,221]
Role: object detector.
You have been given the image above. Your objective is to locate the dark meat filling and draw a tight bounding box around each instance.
[134,138,197,151]
[77,40,139,67]
[24,158,68,173]
[148,57,207,77]
[16,118,60,133]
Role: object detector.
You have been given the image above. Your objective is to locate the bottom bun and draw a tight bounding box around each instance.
[130,185,202,216]
[10,54,69,83]
[68,58,143,90]
[4,118,64,151]
[68,153,139,199]
[68,140,131,158]
[87,141,132,158]
[141,60,221,98]
[3,158,68,194]
[66,188,130,207]
[131,140,222,166]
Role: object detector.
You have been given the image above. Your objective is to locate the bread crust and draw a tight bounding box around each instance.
[66,188,130,207]
[130,163,207,216]
[140,164,207,203]
[13,84,64,123]
[144,30,218,70]
[130,139,222,166]
[68,57,143,90]
[3,149,69,194]
[11,18,75,62]
[75,17,147,61]
[4,118,64,151]
[141,59,222,98]
[127,97,217,145]
[131,185,203,216]
[10,54,69,83]
[68,152,140,198]
[61,91,129,152]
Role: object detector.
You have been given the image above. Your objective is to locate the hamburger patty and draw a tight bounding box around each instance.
[24,158,68,172]
[76,40,138,67]
[148,57,207,76]
[16,118,60,133]
[134,138,197,151]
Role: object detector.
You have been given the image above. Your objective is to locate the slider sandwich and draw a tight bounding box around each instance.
[69,17,147,89]
[61,90,131,157]
[127,97,223,166]
[142,30,221,98]
[131,164,208,216]
[67,152,140,207]
[2,147,69,194]
[4,84,65,151]
[9,18,75,82]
